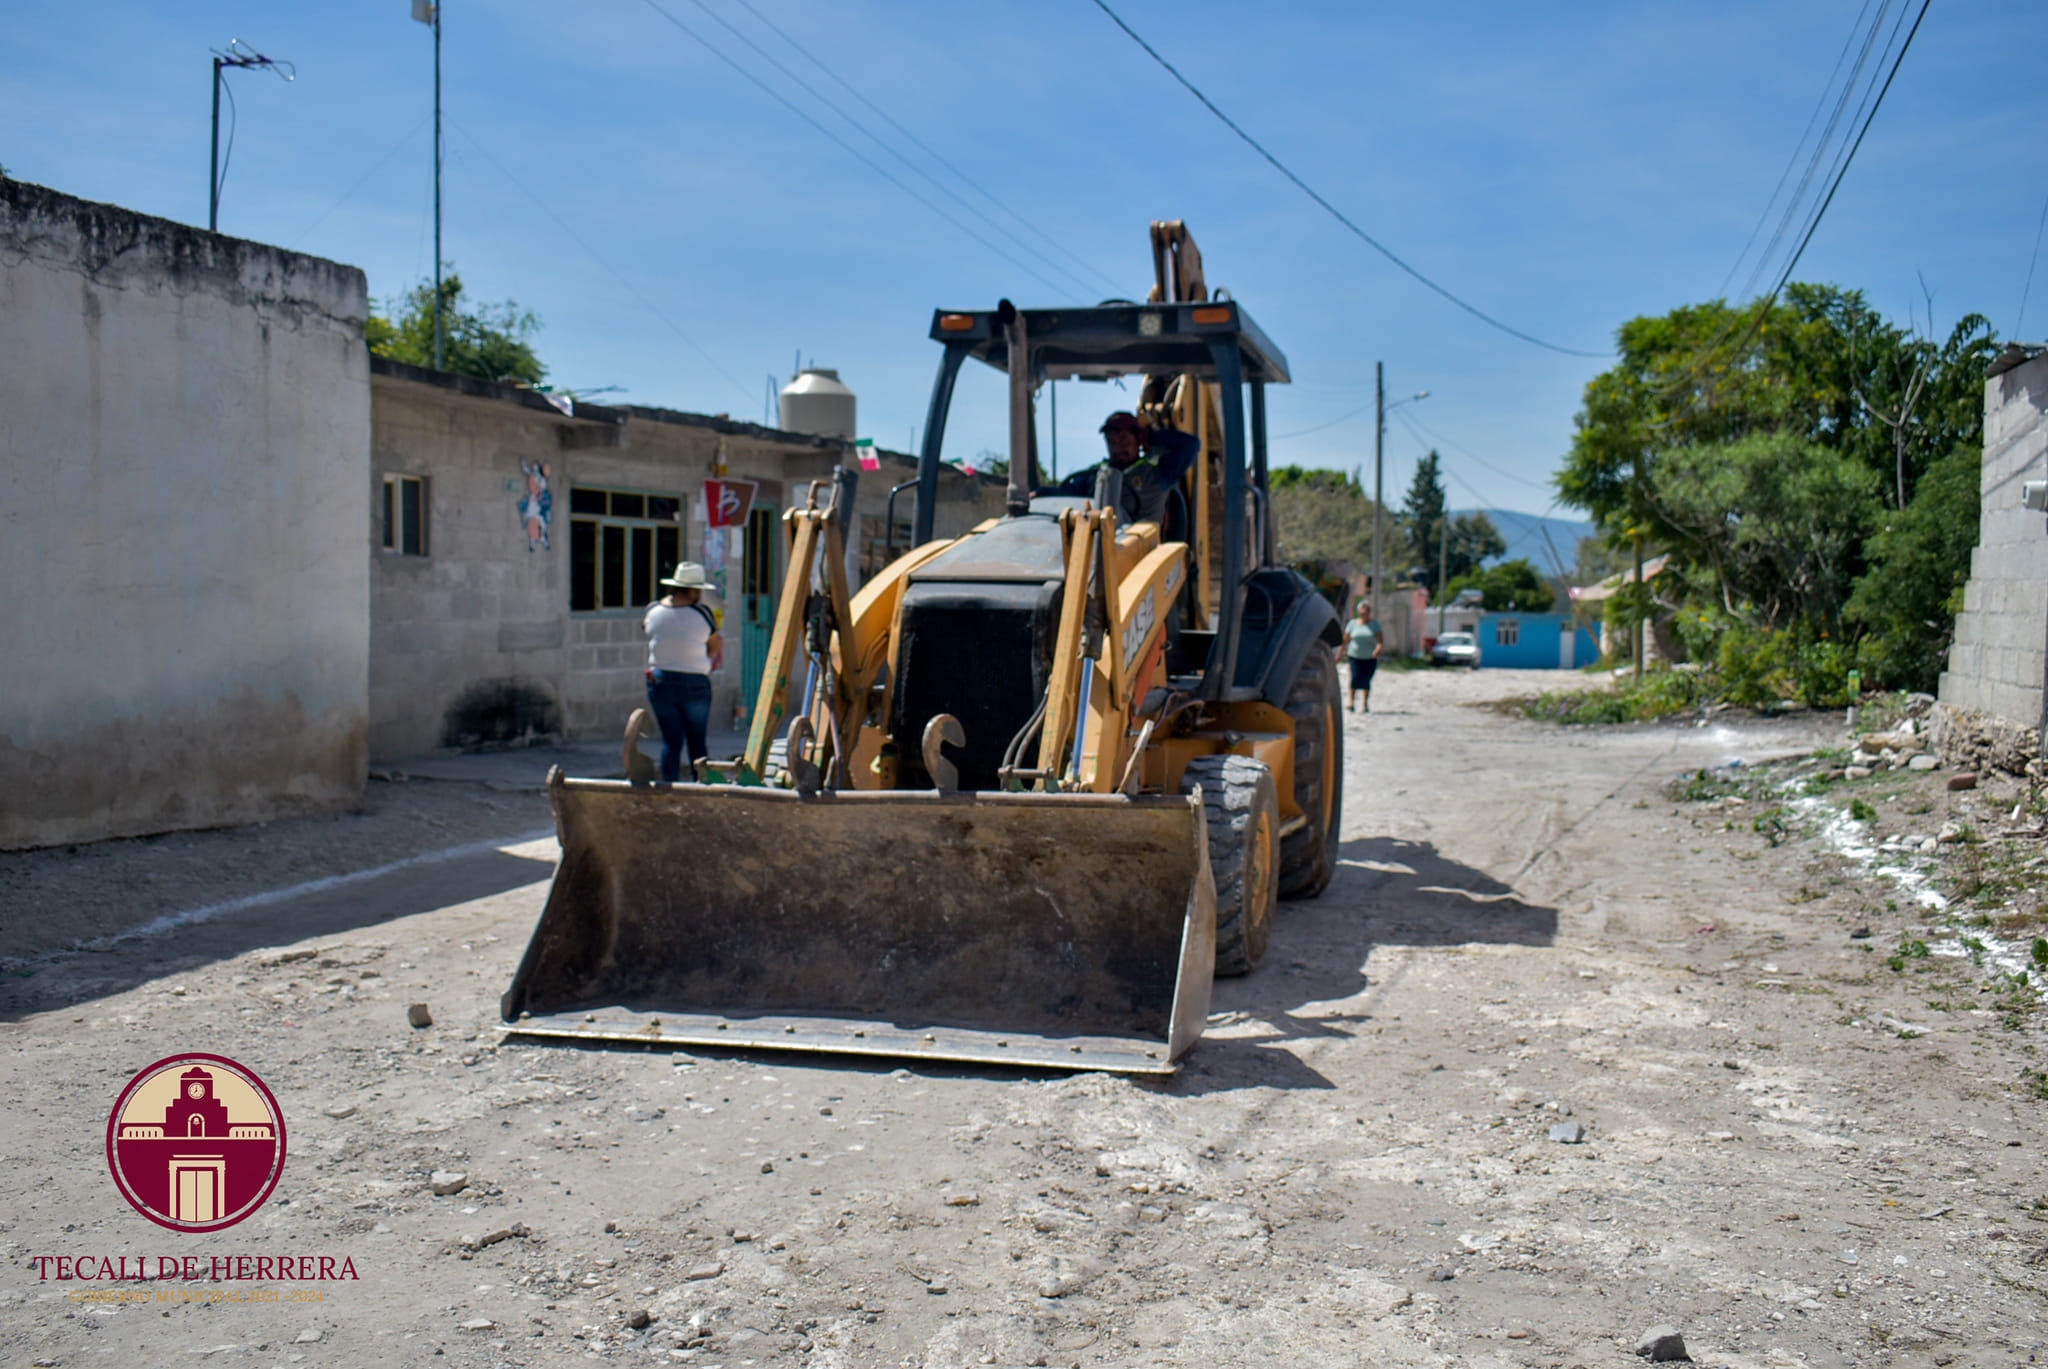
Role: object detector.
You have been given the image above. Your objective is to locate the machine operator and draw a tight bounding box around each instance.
[1051,410,1200,532]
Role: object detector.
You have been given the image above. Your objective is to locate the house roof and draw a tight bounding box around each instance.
[1568,555,1669,603]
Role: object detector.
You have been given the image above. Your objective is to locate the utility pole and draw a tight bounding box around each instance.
[1633,535,1645,682]
[208,42,292,232]
[433,0,444,370]
[412,2,444,368]
[1372,361,1384,630]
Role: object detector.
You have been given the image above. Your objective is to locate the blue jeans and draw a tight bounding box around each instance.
[645,670,712,783]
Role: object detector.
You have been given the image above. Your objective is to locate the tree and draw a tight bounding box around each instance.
[1648,431,1879,632]
[1555,283,2000,688]
[1401,451,1448,588]
[1444,557,1554,612]
[1845,441,1983,692]
[367,271,547,384]
[1441,511,1505,588]
[1572,535,1629,588]
[1270,465,1382,569]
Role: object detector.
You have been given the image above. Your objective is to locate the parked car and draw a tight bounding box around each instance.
[1431,631,1481,668]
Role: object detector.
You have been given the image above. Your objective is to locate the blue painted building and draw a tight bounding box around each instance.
[1475,612,1601,669]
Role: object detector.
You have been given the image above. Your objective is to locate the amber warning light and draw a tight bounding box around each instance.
[938,314,977,332]
[1191,306,1232,325]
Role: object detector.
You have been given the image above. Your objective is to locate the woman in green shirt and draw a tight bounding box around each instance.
[1344,600,1382,712]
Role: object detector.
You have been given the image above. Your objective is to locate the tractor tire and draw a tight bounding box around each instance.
[1277,643,1343,900]
[1181,754,1279,977]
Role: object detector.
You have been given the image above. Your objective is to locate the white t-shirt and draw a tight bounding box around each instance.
[644,600,717,674]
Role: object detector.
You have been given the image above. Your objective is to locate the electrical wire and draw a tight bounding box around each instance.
[1653,0,1929,403]
[2015,183,2048,341]
[1392,407,1552,495]
[1716,0,1879,300]
[1271,398,1376,441]
[636,0,1084,301]
[1088,0,1606,359]
[714,0,1124,299]
[1764,0,1929,303]
[1734,0,1896,305]
[447,118,755,403]
[288,115,432,249]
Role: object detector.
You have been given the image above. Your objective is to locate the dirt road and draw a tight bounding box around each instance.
[4,667,2045,1368]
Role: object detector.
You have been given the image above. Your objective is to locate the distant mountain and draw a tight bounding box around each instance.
[1451,509,1596,581]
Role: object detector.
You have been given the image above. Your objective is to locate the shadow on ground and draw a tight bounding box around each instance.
[1179,835,1559,1094]
[0,845,557,1021]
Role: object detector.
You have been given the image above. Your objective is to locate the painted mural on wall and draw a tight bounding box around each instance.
[518,461,553,551]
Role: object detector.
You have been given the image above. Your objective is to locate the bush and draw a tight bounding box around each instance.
[1517,666,1711,725]
[1846,442,1983,692]
[1717,625,1796,708]
[1795,635,1855,708]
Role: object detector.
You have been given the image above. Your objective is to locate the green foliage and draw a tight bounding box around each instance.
[1556,284,2000,691]
[1849,797,1878,823]
[1846,441,1984,692]
[1573,535,1630,589]
[1650,432,1879,631]
[367,271,547,384]
[1752,806,1792,846]
[1402,452,1448,588]
[1445,512,1506,585]
[1444,557,1556,612]
[1270,466,1382,570]
[1716,623,1797,707]
[1517,666,1711,725]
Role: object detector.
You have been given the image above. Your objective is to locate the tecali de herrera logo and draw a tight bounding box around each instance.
[105,1054,286,1233]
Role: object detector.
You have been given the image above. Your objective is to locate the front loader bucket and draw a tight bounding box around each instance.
[501,771,1216,1073]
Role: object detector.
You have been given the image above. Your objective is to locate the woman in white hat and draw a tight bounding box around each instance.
[642,562,724,782]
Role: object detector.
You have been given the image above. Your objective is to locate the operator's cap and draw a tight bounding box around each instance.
[1099,411,1142,434]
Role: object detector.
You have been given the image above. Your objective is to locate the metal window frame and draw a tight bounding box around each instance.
[380,473,429,556]
[568,482,685,614]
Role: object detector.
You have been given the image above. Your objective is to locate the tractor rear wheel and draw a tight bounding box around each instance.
[1181,754,1279,977]
[1278,644,1343,899]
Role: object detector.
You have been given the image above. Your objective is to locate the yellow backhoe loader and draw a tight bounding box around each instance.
[502,223,1343,1073]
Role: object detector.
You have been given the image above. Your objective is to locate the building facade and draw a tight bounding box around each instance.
[369,360,1005,763]
[0,181,371,850]
[1937,345,2048,772]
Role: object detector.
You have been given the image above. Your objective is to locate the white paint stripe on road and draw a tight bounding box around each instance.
[68,827,559,954]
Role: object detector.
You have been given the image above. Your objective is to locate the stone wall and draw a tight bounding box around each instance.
[1938,346,2048,773]
[0,180,370,849]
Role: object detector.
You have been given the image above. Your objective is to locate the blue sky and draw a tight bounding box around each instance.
[6,1,2043,517]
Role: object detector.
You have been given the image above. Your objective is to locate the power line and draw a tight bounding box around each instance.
[720,0,1125,298]
[1272,398,1377,441]
[288,115,432,249]
[1765,0,1929,302]
[1088,0,1606,360]
[1734,0,1896,304]
[2016,183,2048,340]
[636,0,1084,301]
[1654,0,1929,403]
[447,118,755,403]
[1393,407,1552,495]
[1716,0,1880,300]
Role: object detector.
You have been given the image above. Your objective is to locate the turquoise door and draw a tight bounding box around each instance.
[739,503,780,721]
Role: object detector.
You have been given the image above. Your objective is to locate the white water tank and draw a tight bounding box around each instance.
[779,368,856,440]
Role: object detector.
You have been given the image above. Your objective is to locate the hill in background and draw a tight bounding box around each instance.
[1452,509,1595,582]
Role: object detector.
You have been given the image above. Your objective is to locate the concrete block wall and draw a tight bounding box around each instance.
[0,181,370,849]
[1939,348,2048,733]
[366,363,1009,763]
